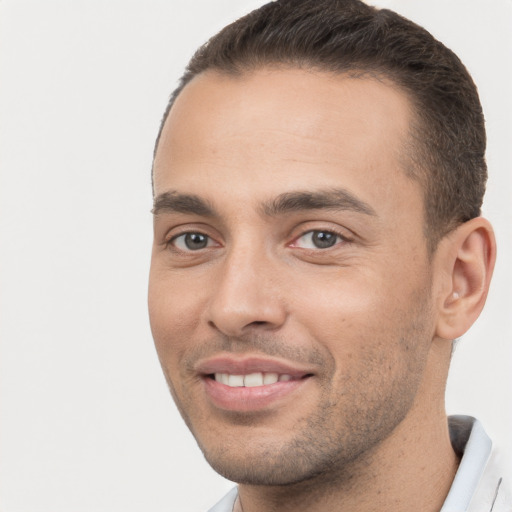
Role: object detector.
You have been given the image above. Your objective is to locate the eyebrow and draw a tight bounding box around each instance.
[261,189,377,217]
[152,191,216,217]
[152,188,377,218]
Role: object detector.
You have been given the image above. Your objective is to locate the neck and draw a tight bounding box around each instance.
[235,341,459,512]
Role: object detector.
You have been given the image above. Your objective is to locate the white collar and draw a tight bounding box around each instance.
[441,415,492,512]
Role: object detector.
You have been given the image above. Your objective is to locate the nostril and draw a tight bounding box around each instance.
[249,321,268,327]
[206,299,287,336]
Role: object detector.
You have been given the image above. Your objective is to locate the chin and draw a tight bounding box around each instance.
[194,421,368,486]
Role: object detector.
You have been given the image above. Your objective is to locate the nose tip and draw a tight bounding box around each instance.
[205,256,287,337]
[208,305,285,338]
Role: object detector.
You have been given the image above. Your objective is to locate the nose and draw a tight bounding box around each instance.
[205,242,287,337]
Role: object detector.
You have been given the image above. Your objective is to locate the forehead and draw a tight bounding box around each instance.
[153,68,417,215]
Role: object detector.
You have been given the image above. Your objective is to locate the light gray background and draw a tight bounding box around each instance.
[1,1,511,511]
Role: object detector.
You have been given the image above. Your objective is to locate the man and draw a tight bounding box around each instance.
[148,0,510,510]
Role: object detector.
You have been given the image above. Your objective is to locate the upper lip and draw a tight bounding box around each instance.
[195,355,315,378]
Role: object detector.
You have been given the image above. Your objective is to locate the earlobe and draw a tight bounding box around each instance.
[435,217,496,341]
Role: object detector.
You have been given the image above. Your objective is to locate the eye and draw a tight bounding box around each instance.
[170,232,216,251]
[293,230,345,249]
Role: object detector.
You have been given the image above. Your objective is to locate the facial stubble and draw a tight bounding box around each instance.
[161,289,434,489]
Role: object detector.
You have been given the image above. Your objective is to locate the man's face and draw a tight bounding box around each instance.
[149,68,438,485]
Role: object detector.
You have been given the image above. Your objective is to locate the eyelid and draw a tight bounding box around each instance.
[289,227,352,250]
[163,225,222,252]
[171,232,216,251]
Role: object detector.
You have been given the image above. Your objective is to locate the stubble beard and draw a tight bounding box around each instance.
[196,359,423,488]
[164,289,434,489]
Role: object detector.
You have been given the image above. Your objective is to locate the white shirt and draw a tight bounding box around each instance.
[208,416,511,512]
[443,416,511,512]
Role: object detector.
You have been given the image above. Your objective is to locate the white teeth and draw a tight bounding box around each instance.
[218,373,229,385]
[214,373,228,384]
[244,373,264,387]
[263,372,279,385]
[228,374,245,387]
[214,372,293,387]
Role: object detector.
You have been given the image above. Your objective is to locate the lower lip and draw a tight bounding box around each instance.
[203,377,309,412]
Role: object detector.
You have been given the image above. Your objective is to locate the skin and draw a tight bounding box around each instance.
[149,68,495,512]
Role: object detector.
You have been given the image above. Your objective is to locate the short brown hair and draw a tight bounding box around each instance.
[155,0,487,249]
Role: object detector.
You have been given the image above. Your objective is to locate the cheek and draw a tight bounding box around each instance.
[292,269,397,334]
[148,268,204,366]
[292,247,430,322]
[289,264,433,369]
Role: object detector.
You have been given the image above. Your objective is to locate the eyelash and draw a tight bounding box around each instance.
[167,232,218,252]
[166,228,351,253]
[291,229,350,250]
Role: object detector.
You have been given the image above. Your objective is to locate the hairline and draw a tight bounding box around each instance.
[152,63,451,254]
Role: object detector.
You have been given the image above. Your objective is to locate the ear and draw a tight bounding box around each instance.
[435,217,496,340]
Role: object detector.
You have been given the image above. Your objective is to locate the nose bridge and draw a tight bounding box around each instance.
[206,235,286,335]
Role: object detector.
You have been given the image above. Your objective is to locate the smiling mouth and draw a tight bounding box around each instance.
[201,366,314,411]
[208,372,309,388]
